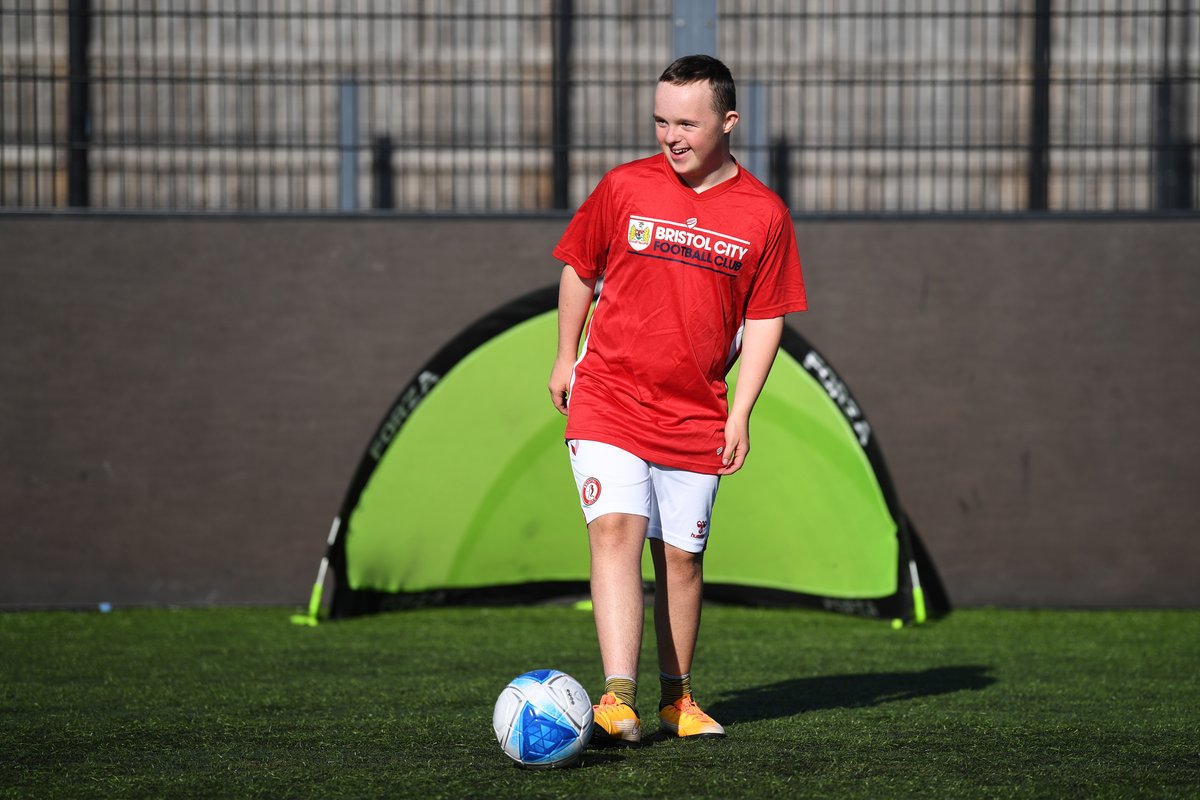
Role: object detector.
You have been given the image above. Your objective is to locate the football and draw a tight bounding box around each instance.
[492,669,593,768]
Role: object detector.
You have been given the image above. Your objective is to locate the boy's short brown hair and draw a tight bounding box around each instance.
[659,55,737,117]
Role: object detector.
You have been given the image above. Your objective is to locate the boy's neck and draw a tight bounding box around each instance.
[677,154,738,193]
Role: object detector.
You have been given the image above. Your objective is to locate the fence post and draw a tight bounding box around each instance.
[770,139,790,209]
[673,0,718,58]
[339,81,359,211]
[1028,0,1051,211]
[742,82,768,183]
[67,0,90,207]
[373,136,394,210]
[1155,0,1194,211]
[552,0,572,210]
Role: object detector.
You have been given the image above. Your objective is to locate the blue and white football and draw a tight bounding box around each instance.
[493,669,593,768]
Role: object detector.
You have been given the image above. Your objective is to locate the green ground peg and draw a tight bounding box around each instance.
[913,585,928,625]
[289,580,323,626]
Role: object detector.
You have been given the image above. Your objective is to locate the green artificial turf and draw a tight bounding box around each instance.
[2,606,1198,799]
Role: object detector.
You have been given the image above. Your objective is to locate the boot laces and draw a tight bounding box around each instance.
[678,696,713,722]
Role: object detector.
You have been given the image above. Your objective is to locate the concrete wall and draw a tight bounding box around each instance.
[2,215,1198,609]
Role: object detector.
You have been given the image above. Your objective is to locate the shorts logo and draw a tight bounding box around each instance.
[692,520,709,539]
[627,218,654,251]
[581,477,602,506]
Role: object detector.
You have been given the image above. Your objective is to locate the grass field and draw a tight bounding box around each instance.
[2,605,1198,799]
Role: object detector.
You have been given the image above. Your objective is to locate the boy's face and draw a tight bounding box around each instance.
[653,80,739,189]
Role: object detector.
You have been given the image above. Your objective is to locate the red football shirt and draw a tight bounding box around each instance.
[554,154,808,473]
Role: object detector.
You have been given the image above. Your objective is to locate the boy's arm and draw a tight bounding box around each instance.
[719,315,785,475]
[548,264,596,415]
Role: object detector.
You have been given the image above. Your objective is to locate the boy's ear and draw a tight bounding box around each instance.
[722,110,740,135]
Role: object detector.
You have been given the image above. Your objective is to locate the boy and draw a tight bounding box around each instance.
[548,55,807,744]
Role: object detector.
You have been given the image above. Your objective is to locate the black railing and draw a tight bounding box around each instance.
[1,1,1195,214]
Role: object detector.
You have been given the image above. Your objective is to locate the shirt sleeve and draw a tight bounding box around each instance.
[745,206,808,318]
[552,172,615,280]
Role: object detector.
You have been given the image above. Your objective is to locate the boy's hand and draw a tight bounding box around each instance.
[548,358,573,415]
[718,416,749,475]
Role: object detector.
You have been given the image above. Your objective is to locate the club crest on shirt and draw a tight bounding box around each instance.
[627,218,654,251]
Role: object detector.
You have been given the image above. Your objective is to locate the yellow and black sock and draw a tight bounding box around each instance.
[659,672,692,709]
[604,675,638,708]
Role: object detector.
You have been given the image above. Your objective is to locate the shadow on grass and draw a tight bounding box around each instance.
[706,665,996,724]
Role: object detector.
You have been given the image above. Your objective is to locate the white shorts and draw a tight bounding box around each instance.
[567,439,720,553]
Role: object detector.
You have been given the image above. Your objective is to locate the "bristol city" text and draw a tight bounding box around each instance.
[653,226,748,271]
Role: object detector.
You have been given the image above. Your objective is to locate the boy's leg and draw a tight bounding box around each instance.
[589,512,649,681]
[568,440,654,745]
[587,513,647,745]
[649,538,703,677]
[646,464,716,677]
[647,465,726,739]
[569,440,652,681]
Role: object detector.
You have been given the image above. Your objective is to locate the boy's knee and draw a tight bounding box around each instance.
[588,512,649,543]
[654,539,704,574]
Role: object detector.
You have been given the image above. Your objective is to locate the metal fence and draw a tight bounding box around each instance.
[1,1,1196,214]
